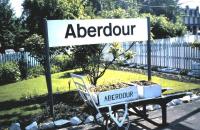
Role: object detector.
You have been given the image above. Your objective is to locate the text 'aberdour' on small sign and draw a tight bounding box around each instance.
[47,18,148,47]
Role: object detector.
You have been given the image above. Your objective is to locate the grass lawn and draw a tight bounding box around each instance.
[0,69,200,126]
[0,69,200,102]
[0,104,43,126]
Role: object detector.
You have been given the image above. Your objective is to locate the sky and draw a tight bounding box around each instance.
[10,0,200,18]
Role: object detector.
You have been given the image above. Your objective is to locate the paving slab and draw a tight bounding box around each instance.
[60,99,200,130]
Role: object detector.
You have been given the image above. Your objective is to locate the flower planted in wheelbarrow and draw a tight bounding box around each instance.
[131,80,162,99]
[89,82,138,106]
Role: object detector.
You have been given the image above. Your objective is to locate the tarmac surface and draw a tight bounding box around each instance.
[60,98,200,130]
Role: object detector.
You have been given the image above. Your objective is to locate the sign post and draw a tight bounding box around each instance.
[147,17,152,81]
[44,19,54,118]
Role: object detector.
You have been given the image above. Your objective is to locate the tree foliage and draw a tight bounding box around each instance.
[0,0,27,52]
[91,0,138,11]
[72,43,134,85]
[22,0,92,35]
[25,34,46,65]
[141,13,186,39]
[139,0,180,20]
[25,34,68,66]
[100,7,138,18]
[22,0,94,67]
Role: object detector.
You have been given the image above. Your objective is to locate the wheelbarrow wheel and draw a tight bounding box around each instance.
[105,110,130,130]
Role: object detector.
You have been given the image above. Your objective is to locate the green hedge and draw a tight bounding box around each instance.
[27,65,44,78]
[0,62,21,85]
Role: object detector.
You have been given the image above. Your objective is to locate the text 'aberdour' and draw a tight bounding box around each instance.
[65,23,136,38]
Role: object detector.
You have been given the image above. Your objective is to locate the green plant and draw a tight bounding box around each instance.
[0,62,21,85]
[140,14,186,39]
[151,66,158,71]
[27,65,44,78]
[51,65,61,74]
[192,39,200,50]
[72,42,134,85]
[180,69,189,76]
[51,55,73,71]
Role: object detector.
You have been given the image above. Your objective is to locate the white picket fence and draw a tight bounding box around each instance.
[0,52,40,67]
[104,35,200,70]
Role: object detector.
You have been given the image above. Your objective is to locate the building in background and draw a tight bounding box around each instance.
[182,6,200,34]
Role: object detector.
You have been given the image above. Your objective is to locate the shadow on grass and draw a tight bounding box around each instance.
[0,91,83,111]
[0,91,84,128]
[0,110,36,127]
[22,104,41,112]
[0,112,21,121]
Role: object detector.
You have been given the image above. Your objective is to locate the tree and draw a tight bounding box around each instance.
[100,7,138,18]
[72,43,134,85]
[0,0,15,52]
[140,13,186,39]
[22,0,92,35]
[22,0,94,64]
[24,34,68,66]
[139,0,180,20]
[25,34,46,65]
[0,0,28,52]
[22,0,94,68]
[88,0,139,15]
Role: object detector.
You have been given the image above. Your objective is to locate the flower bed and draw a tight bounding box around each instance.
[89,83,129,92]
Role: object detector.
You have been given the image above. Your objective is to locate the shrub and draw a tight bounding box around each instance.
[51,65,61,74]
[27,65,44,78]
[0,62,21,85]
[151,66,158,71]
[51,55,73,71]
[180,69,189,76]
[191,39,200,50]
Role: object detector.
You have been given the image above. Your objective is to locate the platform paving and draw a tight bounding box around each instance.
[60,99,200,130]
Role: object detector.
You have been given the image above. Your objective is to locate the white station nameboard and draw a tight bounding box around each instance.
[47,18,148,47]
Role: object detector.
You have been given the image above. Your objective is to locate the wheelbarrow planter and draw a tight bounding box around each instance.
[70,74,190,130]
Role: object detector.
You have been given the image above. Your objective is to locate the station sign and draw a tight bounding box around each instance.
[47,18,148,47]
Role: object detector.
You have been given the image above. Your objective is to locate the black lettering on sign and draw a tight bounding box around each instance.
[104,91,135,102]
[103,23,112,36]
[65,23,137,39]
[77,24,87,38]
[131,25,136,35]
[113,25,121,36]
[65,24,76,38]
[97,26,103,37]
[88,26,96,37]
[122,25,130,35]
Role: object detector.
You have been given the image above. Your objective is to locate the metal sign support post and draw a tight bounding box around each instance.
[44,18,54,118]
[147,17,152,81]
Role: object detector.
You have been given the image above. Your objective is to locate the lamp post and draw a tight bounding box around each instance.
[19,48,27,79]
